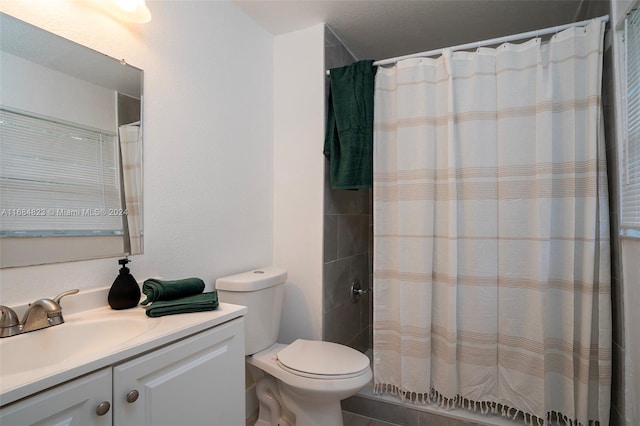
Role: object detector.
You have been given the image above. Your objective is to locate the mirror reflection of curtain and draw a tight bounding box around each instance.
[119,123,142,254]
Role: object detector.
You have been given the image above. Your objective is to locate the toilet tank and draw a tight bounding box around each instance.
[215,267,287,355]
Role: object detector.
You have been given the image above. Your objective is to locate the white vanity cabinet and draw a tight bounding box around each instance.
[113,317,245,426]
[0,368,112,426]
[0,317,245,426]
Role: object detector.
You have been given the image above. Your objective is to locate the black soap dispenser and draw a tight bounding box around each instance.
[108,258,141,310]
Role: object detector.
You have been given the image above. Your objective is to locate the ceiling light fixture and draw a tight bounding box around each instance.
[105,0,152,24]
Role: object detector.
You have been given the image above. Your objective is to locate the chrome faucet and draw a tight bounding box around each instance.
[0,306,21,338]
[0,289,79,337]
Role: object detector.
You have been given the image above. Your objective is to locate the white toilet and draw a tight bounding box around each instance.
[216,267,372,426]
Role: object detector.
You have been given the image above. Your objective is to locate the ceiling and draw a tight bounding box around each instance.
[234,0,592,61]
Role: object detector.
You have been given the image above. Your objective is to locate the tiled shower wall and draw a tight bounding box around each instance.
[322,27,373,353]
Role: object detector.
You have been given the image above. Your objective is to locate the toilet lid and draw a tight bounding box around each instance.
[276,339,370,377]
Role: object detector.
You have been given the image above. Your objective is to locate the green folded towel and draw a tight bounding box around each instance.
[324,60,376,190]
[140,277,205,305]
[144,291,219,318]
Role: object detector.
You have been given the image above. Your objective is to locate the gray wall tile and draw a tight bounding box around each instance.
[324,258,352,312]
[338,214,370,258]
[324,299,362,345]
[324,214,339,262]
[323,25,373,353]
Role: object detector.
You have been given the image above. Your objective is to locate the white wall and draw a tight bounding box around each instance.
[621,239,640,424]
[0,0,274,305]
[273,24,325,343]
[612,0,635,28]
[1,53,116,131]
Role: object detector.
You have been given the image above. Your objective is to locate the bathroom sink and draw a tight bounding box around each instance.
[0,291,247,408]
[0,311,154,377]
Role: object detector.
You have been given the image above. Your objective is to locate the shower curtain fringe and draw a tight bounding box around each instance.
[373,383,601,426]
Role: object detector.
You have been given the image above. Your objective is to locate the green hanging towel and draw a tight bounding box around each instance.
[324,60,376,190]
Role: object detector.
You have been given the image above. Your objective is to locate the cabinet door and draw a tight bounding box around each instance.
[0,368,112,426]
[113,318,245,426]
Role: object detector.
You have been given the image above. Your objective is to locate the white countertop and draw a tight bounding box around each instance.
[0,288,246,407]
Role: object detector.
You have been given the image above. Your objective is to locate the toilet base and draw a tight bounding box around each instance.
[254,376,293,426]
[247,343,371,426]
[253,375,344,426]
[279,382,343,426]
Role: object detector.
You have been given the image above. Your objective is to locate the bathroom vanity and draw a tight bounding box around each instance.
[0,289,247,425]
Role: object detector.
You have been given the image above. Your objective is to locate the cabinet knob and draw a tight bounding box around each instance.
[126,390,139,403]
[96,401,111,416]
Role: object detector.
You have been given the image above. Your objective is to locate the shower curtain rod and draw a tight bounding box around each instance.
[326,14,609,74]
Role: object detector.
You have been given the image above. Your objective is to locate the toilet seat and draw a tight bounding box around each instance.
[276,339,370,379]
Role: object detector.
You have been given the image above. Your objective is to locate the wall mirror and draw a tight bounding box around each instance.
[0,13,144,268]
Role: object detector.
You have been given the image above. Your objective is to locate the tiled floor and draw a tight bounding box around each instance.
[343,390,508,426]
[250,406,481,426]
[248,411,400,426]
[343,411,401,426]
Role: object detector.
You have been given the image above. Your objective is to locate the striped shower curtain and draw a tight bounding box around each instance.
[373,20,611,425]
